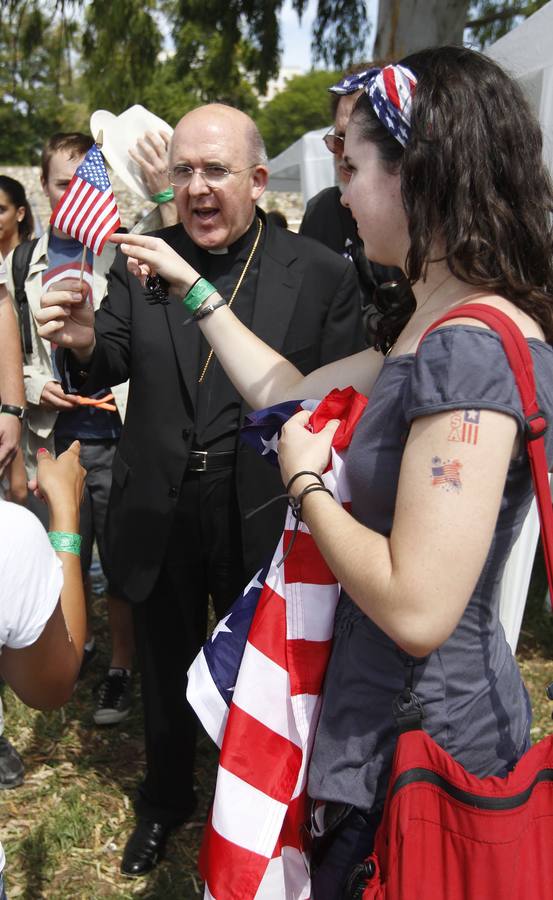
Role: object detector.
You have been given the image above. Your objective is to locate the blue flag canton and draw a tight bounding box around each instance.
[204,560,271,706]
[76,146,111,192]
[240,400,304,467]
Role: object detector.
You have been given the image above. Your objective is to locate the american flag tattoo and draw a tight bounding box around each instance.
[448,409,480,445]
[431,456,463,491]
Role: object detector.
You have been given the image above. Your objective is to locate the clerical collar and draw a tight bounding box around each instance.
[207,215,260,258]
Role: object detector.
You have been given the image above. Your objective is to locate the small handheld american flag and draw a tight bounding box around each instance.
[50,143,121,255]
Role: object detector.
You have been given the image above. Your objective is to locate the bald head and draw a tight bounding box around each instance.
[173,104,267,167]
[169,102,269,250]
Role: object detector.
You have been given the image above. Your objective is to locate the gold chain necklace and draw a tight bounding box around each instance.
[198,216,263,384]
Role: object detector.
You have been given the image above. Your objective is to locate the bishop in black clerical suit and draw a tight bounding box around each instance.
[56,103,363,876]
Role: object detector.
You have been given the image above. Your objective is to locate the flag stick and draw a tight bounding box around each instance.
[79,244,87,290]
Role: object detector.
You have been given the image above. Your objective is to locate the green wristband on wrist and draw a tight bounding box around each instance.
[151,187,175,204]
[48,531,82,556]
[182,278,218,314]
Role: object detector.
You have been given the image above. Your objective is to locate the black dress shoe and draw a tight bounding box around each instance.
[120,818,172,877]
[0,736,24,789]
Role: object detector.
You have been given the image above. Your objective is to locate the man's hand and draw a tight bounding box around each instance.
[0,413,21,474]
[128,130,172,197]
[40,381,80,411]
[35,278,96,358]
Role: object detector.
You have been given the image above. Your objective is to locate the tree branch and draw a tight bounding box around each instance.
[465,5,531,29]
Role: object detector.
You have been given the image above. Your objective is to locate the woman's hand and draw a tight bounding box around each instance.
[110,232,199,296]
[29,441,85,514]
[278,410,340,493]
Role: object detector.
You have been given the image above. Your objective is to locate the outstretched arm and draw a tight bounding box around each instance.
[0,284,25,473]
[0,442,86,709]
[108,231,385,405]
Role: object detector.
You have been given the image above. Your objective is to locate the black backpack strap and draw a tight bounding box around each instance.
[11,237,39,358]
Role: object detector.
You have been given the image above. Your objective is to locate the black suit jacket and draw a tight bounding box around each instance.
[300,187,402,322]
[68,216,363,603]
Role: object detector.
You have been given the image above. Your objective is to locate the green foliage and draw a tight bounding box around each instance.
[170,21,260,114]
[256,69,340,158]
[82,0,162,113]
[0,0,547,164]
[467,0,550,48]
[0,1,81,163]
[311,0,370,69]
[171,0,367,95]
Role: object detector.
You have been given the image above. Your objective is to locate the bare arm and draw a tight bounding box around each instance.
[196,303,382,405]
[0,442,86,709]
[277,404,516,657]
[0,284,24,472]
[106,231,384,404]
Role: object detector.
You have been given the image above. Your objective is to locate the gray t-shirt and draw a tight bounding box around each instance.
[309,326,553,813]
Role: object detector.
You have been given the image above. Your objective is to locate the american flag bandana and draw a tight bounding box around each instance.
[187,387,367,900]
[329,64,417,147]
[50,144,121,254]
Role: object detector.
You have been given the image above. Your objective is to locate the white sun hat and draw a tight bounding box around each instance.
[90,104,174,201]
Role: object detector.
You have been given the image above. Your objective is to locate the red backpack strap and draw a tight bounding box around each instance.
[420,302,553,601]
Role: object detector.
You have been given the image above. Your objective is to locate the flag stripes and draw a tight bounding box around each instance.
[187,388,368,899]
[49,144,121,255]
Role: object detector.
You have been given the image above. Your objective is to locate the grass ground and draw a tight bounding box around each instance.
[1,554,552,900]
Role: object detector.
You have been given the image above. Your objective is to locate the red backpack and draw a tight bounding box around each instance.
[356,304,553,900]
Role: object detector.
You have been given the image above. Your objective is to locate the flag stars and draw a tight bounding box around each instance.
[211,614,233,642]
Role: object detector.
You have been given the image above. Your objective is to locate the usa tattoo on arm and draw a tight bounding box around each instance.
[448,409,480,446]
[431,456,463,492]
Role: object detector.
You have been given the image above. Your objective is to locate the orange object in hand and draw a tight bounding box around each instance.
[74,393,117,412]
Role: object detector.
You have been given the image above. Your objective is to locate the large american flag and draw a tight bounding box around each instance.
[187,387,367,900]
[49,144,121,254]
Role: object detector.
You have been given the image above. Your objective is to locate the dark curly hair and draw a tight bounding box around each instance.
[351,46,553,342]
[0,175,34,243]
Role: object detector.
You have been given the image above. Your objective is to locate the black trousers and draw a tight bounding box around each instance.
[311,808,382,900]
[132,466,246,825]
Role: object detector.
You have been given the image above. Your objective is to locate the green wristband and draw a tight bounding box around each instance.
[182,277,218,314]
[151,187,174,204]
[48,531,82,556]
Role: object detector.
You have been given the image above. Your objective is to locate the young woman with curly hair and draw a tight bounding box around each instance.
[39,46,553,898]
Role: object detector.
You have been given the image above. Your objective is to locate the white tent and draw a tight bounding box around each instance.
[487,0,553,174]
[485,3,553,651]
[267,126,334,202]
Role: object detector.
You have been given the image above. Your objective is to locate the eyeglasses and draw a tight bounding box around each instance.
[323,128,345,155]
[168,164,256,188]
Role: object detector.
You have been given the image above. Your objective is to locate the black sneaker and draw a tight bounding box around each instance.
[93,669,132,725]
[0,736,24,788]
